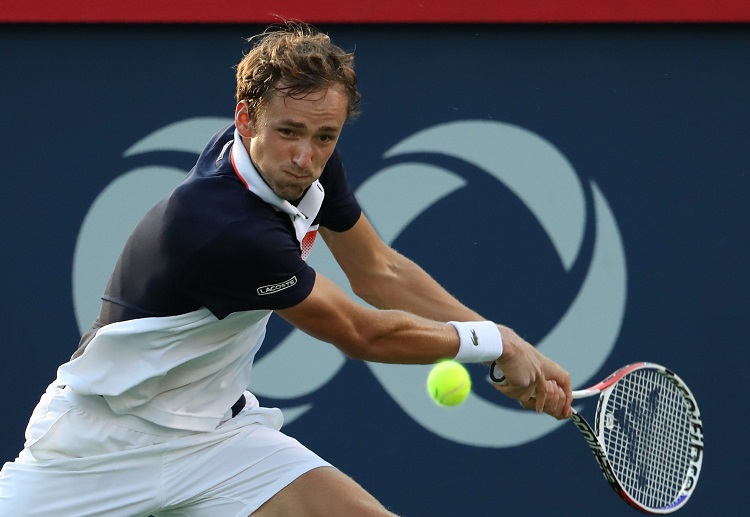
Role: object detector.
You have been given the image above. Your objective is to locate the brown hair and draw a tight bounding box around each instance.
[235,22,361,120]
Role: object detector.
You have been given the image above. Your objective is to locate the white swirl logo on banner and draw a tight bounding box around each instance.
[73,118,627,447]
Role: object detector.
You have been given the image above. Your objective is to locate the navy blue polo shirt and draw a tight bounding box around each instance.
[95,125,362,326]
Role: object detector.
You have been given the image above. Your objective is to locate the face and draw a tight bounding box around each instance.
[235,84,348,201]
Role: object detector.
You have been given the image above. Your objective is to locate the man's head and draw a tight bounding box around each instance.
[233,23,360,201]
[235,22,361,121]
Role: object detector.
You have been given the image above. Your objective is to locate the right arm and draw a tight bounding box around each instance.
[277,273,460,364]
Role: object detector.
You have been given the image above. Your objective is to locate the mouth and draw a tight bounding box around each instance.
[284,169,312,181]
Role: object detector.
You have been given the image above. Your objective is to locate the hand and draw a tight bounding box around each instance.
[491,326,573,420]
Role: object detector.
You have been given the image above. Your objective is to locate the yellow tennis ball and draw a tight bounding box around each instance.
[427,360,471,406]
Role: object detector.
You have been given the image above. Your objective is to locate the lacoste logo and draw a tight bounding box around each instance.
[471,329,479,346]
[257,276,297,295]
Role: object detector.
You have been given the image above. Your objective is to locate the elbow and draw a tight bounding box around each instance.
[350,282,377,308]
[341,346,369,362]
[335,332,377,362]
[348,275,392,310]
[331,320,390,363]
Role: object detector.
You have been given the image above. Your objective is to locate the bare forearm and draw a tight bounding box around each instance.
[345,308,460,364]
[321,217,481,323]
[277,275,461,364]
[351,250,483,322]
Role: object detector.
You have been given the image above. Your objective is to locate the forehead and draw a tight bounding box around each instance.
[259,84,348,128]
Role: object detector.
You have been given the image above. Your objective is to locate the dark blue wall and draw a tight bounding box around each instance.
[1,24,747,516]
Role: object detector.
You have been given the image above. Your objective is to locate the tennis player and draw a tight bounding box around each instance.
[0,22,572,516]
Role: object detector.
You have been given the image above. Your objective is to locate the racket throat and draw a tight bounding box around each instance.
[569,412,622,493]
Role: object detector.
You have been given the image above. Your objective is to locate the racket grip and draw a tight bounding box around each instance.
[490,364,543,400]
[489,363,507,385]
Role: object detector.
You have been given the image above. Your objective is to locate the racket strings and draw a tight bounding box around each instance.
[602,369,691,509]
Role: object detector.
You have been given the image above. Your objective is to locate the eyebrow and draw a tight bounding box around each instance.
[279,119,341,133]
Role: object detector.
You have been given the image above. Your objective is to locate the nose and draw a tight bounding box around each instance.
[292,140,314,170]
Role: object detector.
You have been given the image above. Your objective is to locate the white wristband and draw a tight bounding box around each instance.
[448,321,503,363]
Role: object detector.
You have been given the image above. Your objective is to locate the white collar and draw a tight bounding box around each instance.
[230,129,324,243]
[231,129,309,220]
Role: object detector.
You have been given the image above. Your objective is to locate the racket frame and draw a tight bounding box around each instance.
[581,362,703,514]
[489,361,704,514]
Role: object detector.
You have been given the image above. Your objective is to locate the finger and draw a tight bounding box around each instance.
[533,378,548,414]
[493,382,534,403]
[557,370,573,417]
[534,381,557,418]
[543,380,561,416]
[540,380,554,413]
[543,363,572,418]
[550,382,567,419]
[555,384,572,419]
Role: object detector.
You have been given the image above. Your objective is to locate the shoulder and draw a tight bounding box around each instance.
[317,148,361,232]
[155,148,285,260]
[320,148,346,184]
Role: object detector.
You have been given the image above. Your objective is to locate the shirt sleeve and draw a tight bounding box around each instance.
[317,149,362,232]
[178,206,316,319]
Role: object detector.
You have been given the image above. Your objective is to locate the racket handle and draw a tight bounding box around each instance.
[489,363,507,385]
[491,363,587,400]
[489,363,540,399]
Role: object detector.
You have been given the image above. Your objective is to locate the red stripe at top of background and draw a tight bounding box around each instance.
[2,0,750,24]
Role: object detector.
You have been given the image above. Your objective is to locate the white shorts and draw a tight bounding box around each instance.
[0,385,331,516]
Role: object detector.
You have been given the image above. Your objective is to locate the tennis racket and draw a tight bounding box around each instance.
[489,362,703,514]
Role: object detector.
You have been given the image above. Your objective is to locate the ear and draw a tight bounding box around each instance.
[234,101,255,138]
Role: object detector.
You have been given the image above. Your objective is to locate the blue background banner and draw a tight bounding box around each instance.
[1,24,748,515]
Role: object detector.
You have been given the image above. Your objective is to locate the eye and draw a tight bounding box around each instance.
[318,134,337,143]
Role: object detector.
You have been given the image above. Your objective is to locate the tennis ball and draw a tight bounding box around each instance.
[427,360,471,406]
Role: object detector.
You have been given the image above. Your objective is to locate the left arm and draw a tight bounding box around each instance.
[320,213,572,418]
[320,213,482,322]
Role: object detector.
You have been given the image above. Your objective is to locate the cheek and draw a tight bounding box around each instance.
[315,148,336,168]
[251,134,286,165]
